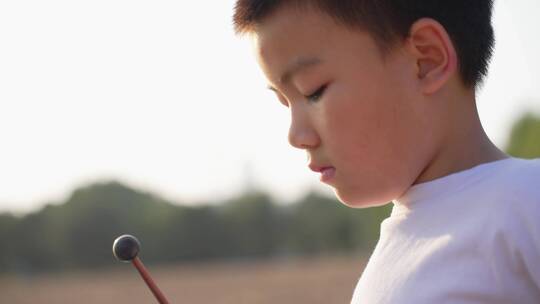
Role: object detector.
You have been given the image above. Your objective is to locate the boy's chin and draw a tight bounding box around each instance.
[333,188,395,209]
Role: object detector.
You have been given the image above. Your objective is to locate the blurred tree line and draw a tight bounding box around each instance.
[0,183,389,274]
[0,112,538,274]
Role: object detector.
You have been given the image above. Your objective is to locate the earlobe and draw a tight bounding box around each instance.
[406,18,458,94]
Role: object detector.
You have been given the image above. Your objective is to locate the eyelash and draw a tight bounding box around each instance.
[305,85,327,103]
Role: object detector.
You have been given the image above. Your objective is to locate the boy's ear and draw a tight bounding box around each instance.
[405,18,458,94]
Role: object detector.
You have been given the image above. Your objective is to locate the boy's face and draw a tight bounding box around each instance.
[253,7,438,207]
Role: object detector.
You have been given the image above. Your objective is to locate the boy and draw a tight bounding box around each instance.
[233,0,540,303]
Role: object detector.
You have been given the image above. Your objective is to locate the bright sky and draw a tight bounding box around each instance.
[1,0,539,214]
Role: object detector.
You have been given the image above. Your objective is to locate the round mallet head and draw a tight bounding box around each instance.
[113,234,141,262]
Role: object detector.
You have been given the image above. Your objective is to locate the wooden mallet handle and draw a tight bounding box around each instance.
[131,256,169,304]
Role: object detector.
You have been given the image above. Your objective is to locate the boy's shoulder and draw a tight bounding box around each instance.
[483,158,540,278]
[490,157,540,203]
[481,157,540,235]
[452,157,540,206]
[450,157,540,232]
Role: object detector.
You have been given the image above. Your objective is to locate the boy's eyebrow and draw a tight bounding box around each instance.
[267,56,322,91]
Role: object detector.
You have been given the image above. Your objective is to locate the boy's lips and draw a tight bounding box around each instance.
[308,164,336,183]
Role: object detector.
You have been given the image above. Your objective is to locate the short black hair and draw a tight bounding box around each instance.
[233,0,495,88]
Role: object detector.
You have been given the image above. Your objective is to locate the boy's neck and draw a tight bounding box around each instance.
[413,87,509,185]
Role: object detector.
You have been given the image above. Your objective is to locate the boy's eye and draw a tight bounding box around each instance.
[304,85,327,103]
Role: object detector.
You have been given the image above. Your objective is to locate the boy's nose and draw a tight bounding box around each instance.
[288,111,320,150]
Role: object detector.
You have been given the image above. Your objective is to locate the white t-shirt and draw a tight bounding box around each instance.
[351,157,540,304]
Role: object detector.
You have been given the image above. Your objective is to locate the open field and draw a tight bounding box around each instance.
[0,255,366,304]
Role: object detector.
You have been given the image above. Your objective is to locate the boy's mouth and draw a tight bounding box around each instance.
[308,164,336,183]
